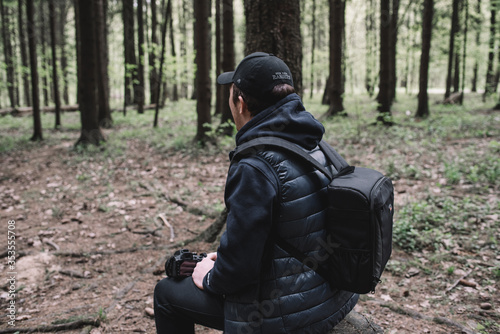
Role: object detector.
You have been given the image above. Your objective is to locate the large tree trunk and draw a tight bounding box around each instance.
[325,0,345,117]
[75,0,104,146]
[194,0,212,143]
[122,0,136,107]
[219,0,235,135]
[483,1,497,101]
[244,0,302,96]
[445,0,460,99]
[415,0,434,119]
[1,0,17,108]
[95,0,112,128]
[149,0,159,105]
[49,0,61,129]
[27,0,42,141]
[137,0,145,114]
[377,0,393,124]
[18,0,31,106]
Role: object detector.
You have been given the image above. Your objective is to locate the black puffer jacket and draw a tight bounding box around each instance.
[203,94,358,333]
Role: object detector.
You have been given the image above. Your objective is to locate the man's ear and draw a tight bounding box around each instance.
[237,95,247,115]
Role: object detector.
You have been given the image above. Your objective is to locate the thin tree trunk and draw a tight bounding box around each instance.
[445,0,460,99]
[49,0,61,128]
[75,0,104,146]
[123,0,136,108]
[194,0,212,143]
[325,0,345,117]
[168,0,178,101]
[137,0,145,114]
[215,0,222,116]
[153,0,170,128]
[483,1,496,101]
[390,0,400,102]
[95,0,112,128]
[219,0,235,135]
[471,0,481,92]
[27,0,43,141]
[310,0,316,98]
[416,0,433,118]
[459,0,469,104]
[377,0,394,124]
[74,0,81,106]
[39,1,50,107]
[149,0,159,105]
[18,0,31,106]
[365,0,376,97]
[1,0,17,108]
[59,1,70,105]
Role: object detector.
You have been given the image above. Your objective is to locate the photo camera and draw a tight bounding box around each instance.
[165,249,207,278]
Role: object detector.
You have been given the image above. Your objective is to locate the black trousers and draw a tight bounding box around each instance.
[154,277,225,333]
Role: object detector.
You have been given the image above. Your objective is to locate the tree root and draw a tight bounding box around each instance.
[368,300,476,334]
[0,317,100,333]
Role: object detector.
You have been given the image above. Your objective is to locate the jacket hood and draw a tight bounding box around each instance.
[235,94,325,150]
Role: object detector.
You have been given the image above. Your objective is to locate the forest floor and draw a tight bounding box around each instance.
[0,94,499,334]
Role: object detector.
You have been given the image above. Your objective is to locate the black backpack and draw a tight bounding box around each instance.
[232,137,394,294]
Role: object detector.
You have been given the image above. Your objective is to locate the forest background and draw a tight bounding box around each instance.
[0,0,499,333]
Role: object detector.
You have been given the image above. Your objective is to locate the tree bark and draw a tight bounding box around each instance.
[215,0,222,116]
[18,0,31,106]
[75,0,104,146]
[95,0,112,128]
[219,0,235,135]
[415,0,433,119]
[389,0,400,102]
[325,0,345,117]
[445,0,460,99]
[149,0,159,105]
[1,0,17,108]
[27,0,43,141]
[39,0,50,107]
[137,0,145,114]
[49,0,62,129]
[168,0,178,101]
[377,0,394,124]
[194,0,212,144]
[244,0,302,96]
[483,1,497,101]
[365,0,376,97]
[59,1,70,105]
[471,0,481,92]
[310,0,317,98]
[122,0,136,107]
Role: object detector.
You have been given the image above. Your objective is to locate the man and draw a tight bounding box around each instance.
[154,52,358,333]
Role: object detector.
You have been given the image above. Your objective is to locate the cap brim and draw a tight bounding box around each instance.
[217,71,234,85]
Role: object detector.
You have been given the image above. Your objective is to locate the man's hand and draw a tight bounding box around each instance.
[192,252,217,290]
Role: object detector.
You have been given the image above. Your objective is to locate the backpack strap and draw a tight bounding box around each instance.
[231,137,354,180]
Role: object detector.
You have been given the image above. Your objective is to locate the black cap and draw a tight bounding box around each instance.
[217,52,294,100]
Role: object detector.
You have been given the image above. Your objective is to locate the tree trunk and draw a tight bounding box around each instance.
[471,0,481,92]
[49,0,61,128]
[59,1,70,105]
[39,1,50,107]
[149,0,159,105]
[219,0,235,135]
[365,0,376,97]
[75,0,104,146]
[95,0,112,128]
[459,0,469,105]
[415,0,433,119]
[168,0,178,101]
[445,0,460,99]
[18,0,31,107]
[215,0,223,116]
[74,0,81,106]
[137,0,145,114]
[1,0,17,108]
[244,0,302,96]
[122,0,136,107]
[194,0,212,143]
[483,1,497,101]
[27,0,42,141]
[377,0,393,124]
[153,0,171,128]
[325,0,345,117]
[310,0,317,98]
[389,0,400,102]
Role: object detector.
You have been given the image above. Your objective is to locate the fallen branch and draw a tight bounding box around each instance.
[445,269,473,293]
[0,317,100,333]
[157,214,175,242]
[42,238,60,251]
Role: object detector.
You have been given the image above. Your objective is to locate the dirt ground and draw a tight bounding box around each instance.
[0,131,498,333]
